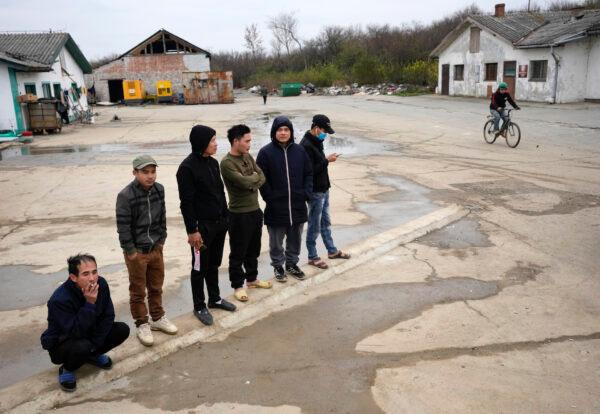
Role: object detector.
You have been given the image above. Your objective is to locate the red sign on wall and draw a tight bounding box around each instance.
[518,65,528,78]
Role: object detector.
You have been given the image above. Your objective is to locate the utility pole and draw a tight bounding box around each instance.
[527,0,531,12]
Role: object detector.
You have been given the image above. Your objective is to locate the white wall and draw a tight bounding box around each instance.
[585,37,600,100]
[183,54,210,72]
[0,63,17,131]
[16,46,88,110]
[437,25,594,103]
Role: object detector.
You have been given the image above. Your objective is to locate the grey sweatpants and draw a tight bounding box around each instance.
[267,223,305,267]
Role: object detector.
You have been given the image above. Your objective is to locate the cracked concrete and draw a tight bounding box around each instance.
[1,92,599,412]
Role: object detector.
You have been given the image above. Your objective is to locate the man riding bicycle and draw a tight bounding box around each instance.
[490,82,520,134]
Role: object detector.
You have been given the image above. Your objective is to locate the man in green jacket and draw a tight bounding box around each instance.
[221,125,272,302]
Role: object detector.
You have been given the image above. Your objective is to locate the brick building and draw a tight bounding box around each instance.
[90,29,211,103]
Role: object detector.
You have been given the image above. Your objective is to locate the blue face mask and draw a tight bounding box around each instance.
[317,132,327,141]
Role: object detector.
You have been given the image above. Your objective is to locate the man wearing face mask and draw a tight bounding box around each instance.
[300,114,351,270]
[176,125,237,326]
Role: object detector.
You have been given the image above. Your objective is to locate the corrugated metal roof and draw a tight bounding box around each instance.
[469,12,549,43]
[0,33,69,65]
[0,32,92,73]
[0,51,51,70]
[432,9,600,56]
[516,10,600,46]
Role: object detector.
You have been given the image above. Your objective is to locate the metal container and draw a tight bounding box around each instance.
[182,71,234,104]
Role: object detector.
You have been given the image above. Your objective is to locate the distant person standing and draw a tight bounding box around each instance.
[261,87,268,105]
[221,124,272,302]
[300,115,350,269]
[176,125,237,326]
[116,155,178,347]
[256,116,313,282]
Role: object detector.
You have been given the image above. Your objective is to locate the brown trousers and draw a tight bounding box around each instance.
[124,248,165,326]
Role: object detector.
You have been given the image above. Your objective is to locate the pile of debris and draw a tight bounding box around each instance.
[314,83,411,96]
[248,82,430,96]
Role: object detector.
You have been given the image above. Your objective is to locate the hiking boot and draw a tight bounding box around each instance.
[208,299,237,312]
[86,354,112,370]
[274,265,287,283]
[285,264,306,280]
[194,308,213,326]
[58,366,76,392]
[136,323,154,346]
[150,316,178,335]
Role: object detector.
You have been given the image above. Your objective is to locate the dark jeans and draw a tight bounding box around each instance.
[229,209,263,289]
[48,322,130,371]
[267,223,304,267]
[191,220,227,310]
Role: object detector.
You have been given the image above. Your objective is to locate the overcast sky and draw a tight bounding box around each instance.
[2,0,553,59]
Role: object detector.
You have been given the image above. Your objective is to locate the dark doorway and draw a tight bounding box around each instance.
[108,79,124,103]
[441,64,450,95]
[503,61,516,97]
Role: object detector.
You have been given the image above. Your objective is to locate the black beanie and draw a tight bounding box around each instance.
[189,125,216,154]
[270,116,294,142]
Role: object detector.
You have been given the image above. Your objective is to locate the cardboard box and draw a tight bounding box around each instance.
[17,94,37,103]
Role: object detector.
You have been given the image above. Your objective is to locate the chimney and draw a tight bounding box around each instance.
[495,3,505,17]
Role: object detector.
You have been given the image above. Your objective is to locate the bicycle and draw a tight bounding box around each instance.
[483,109,521,148]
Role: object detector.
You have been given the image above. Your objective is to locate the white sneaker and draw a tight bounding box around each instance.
[136,323,154,346]
[150,316,178,335]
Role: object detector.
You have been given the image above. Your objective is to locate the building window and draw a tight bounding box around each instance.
[454,65,464,81]
[530,60,548,81]
[485,63,498,81]
[53,83,62,99]
[469,27,481,53]
[42,83,52,98]
[71,82,79,101]
[24,83,37,95]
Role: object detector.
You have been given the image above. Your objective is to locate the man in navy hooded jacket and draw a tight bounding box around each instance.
[256,116,313,282]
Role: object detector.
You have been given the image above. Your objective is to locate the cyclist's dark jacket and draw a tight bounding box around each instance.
[490,91,519,111]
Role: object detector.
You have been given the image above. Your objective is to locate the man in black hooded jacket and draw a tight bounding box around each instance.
[176,125,236,326]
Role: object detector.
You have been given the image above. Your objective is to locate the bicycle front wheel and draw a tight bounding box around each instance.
[483,120,497,144]
[505,122,521,148]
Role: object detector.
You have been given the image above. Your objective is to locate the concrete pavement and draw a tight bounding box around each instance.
[1,92,599,412]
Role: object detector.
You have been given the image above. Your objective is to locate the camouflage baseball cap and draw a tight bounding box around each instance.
[132,154,158,170]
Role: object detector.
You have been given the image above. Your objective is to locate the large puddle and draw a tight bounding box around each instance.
[0,113,397,165]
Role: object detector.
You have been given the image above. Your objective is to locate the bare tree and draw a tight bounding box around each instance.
[268,12,304,61]
[244,23,264,58]
[89,53,120,69]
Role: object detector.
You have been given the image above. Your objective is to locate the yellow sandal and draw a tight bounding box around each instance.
[234,289,249,302]
[247,280,273,289]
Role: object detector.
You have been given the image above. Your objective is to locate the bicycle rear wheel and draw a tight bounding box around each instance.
[505,122,521,148]
[483,120,497,144]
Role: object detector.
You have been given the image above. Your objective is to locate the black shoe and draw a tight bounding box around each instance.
[194,308,213,326]
[285,264,306,280]
[208,299,237,312]
[58,366,76,392]
[274,265,287,283]
[86,354,112,370]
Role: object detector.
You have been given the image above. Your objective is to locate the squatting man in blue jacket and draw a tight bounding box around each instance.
[40,254,130,392]
[256,116,313,282]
